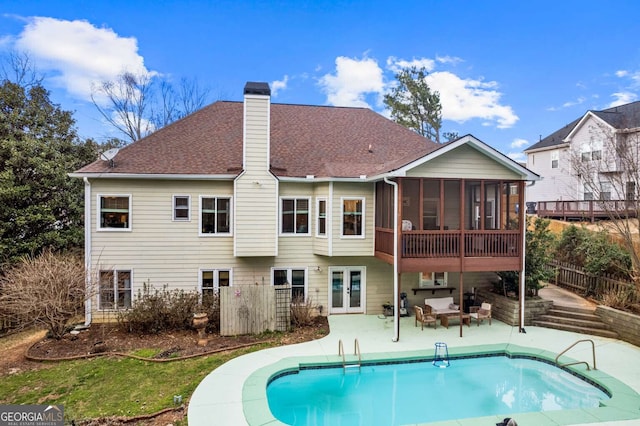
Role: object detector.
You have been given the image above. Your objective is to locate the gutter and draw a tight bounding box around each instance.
[83,177,92,326]
[384,177,399,342]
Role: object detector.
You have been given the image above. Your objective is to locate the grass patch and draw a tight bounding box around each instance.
[131,348,161,358]
[0,343,274,422]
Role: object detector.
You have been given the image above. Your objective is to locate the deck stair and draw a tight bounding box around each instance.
[533,304,619,339]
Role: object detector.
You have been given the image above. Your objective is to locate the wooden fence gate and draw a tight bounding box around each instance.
[219,285,291,336]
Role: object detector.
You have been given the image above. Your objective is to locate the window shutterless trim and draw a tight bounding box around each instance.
[340,196,365,239]
[198,195,233,236]
[172,194,191,221]
[97,194,132,231]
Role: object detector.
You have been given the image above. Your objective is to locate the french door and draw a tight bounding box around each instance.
[329,267,365,314]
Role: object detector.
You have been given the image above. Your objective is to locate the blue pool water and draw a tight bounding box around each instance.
[267,356,610,425]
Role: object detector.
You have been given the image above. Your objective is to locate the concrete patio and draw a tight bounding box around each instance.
[188,289,640,426]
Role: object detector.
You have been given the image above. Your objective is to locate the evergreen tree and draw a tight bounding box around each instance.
[0,80,96,268]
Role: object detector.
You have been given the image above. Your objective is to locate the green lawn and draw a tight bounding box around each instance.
[0,343,274,423]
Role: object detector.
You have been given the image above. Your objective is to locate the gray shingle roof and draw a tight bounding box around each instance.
[525,100,640,152]
[75,101,440,178]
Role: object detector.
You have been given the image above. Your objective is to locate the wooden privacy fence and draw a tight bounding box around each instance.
[219,285,291,336]
[548,261,639,303]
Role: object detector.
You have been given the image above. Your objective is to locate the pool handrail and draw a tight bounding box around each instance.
[555,339,597,370]
[338,338,361,371]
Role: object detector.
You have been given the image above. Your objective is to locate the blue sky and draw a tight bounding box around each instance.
[2,1,640,161]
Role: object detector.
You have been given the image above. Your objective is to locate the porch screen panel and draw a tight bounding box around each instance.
[422,180,440,230]
[443,180,460,230]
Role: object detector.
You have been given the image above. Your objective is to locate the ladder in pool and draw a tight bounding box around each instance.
[338,339,361,372]
[555,339,597,371]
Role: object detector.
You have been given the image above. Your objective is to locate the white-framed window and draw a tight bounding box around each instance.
[419,272,448,288]
[199,196,231,235]
[316,198,327,237]
[599,181,611,200]
[341,197,364,237]
[98,195,131,230]
[272,267,307,300]
[280,197,310,235]
[584,192,594,201]
[99,269,132,310]
[173,195,191,221]
[200,269,231,297]
[551,151,559,169]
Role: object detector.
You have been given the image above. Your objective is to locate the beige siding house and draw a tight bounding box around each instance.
[72,82,539,336]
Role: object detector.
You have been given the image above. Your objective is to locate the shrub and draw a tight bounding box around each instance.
[0,250,87,339]
[290,296,318,327]
[117,283,201,334]
[555,225,632,279]
[201,292,220,333]
[599,287,635,311]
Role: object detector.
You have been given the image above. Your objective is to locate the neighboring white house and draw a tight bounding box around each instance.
[71,82,538,331]
[525,101,640,210]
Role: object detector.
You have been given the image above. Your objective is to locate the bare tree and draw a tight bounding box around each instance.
[151,77,210,128]
[569,120,640,285]
[91,71,155,143]
[0,50,43,88]
[0,250,92,339]
[93,72,211,143]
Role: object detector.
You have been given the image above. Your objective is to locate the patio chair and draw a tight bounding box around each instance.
[414,305,437,330]
[469,302,492,326]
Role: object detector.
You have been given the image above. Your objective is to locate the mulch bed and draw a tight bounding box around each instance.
[26,317,329,361]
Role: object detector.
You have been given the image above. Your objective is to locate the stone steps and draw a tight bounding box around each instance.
[533,304,619,339]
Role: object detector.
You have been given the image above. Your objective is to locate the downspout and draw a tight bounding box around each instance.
[519,180,536,333]
[384,177,399,342]
[83,177,92,326]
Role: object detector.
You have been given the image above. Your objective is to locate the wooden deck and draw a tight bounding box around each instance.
[374,228,522,273]
[536,200,638,222]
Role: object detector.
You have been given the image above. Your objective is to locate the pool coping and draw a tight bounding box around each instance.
[243,343,640,426]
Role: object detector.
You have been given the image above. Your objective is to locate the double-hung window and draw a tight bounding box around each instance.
[281,198,310,234]
[99,195,131,230]
[342,197,364,237]
[316,198,327,237]
[201,269,231,298]
[551,151,559,169]
[273,268,306,300]
[173,195,191,221]
[200,196,231,235]
[99,270,132,310]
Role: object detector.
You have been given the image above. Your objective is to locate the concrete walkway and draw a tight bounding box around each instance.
[188,288,640,426]
[539,283,597,309]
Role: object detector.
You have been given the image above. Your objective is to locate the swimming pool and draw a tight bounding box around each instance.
[267,355,609,425]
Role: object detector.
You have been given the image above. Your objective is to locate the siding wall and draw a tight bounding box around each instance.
[235,94,278,256]
[88,178,392,318]
[526,147,578,203]
[407,145,520,179]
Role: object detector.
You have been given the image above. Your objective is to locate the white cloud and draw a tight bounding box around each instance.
[271,75,288,97]
[13,17,153,100]
[386,56,436,73]
[510,138,529,149]
[507,152,526,162]
[318,56,384,108]
[424,71,518,128]
[562,96,586,108]
[609,92,638,107]
[616,70,629,78]
[319,54,517,129]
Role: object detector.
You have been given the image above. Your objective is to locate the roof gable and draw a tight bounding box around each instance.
[394,135,539,181]
[525,100,640,153]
